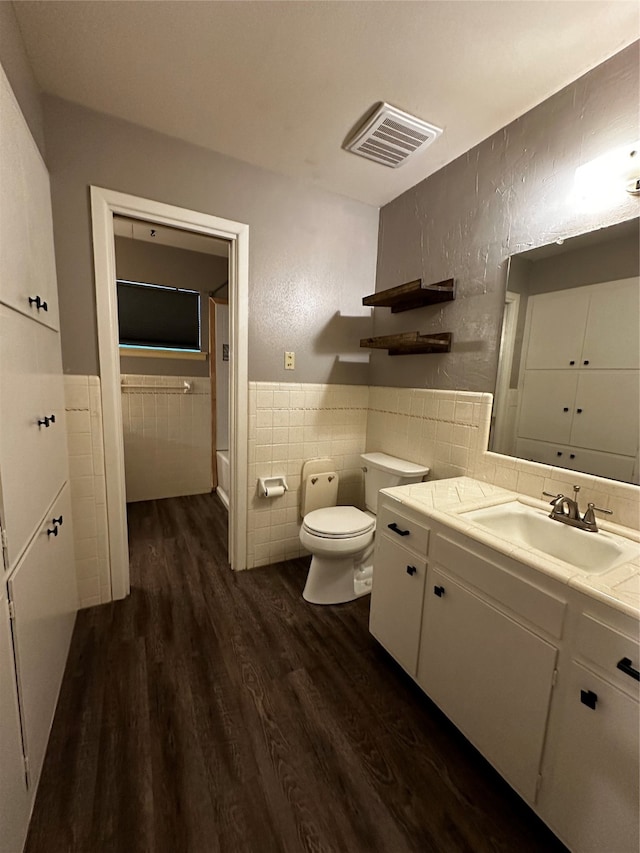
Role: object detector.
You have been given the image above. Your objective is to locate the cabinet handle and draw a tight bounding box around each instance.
[563,407,569,412]
[576,408,583,414]
[569,360,575,365]
[433,585,445,597]
[580,689,597,709]
[37,414,56,428]
[52,515,63,527]
[556,451,563,456]
[583,360,589,365]
[406,565,417,576]
[616,657,640,682]
[387,522,410,537]
[47,526,59,537]
[28,295,48,312]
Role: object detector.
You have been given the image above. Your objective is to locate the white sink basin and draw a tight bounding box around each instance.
[461,501,640,574]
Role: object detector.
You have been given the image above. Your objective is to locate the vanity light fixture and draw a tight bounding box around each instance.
[626,150,640,195]
[572,141,640,210]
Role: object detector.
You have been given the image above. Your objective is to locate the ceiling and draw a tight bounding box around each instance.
[13,1,640,207]
[114,215,229,258]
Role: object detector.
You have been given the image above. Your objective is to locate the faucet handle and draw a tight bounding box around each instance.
[585,502,613,517]
[582,503,613,531]
[543,491,563,499]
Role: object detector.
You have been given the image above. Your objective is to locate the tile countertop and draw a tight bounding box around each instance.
[381,477,640,621]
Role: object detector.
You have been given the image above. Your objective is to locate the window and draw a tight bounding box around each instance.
[117,280,200,351]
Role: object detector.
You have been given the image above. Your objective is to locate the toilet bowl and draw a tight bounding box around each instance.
[300,506,375,604]
[299,453,429,605]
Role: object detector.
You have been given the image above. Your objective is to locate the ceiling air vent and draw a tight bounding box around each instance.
[344,102,442,168]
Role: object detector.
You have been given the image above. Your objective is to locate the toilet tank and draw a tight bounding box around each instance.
[361,452,429,514]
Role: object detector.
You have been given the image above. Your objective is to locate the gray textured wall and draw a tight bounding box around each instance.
[115,237,228,377]
[43,96,378,383]
[372,42,639,392]
[0,3,45,156]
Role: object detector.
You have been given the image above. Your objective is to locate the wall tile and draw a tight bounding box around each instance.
[64,375,110,610]
[120,374,212,502]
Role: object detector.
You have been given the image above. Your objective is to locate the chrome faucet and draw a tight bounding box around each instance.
[542,485,613,533]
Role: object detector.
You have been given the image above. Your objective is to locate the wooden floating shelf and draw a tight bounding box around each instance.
[360,331,452,356]
[362,278,455,313]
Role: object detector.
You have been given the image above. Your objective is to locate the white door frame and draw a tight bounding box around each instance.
[491,289,520,455]
[90,186,249,599]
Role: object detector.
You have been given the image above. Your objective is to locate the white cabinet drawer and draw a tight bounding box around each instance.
[377,501,429,557]
[0,305,68,568]
[370,535,427,676]
[8,483,77,795]
[575,613,640,698]
[0,69,59,332]
[515,437,636,483]
[431,534,566,639]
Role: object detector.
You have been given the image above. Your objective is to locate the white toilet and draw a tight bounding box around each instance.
[299,452,429,604]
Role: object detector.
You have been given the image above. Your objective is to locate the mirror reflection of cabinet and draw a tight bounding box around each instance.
[514,278,639,483]
[492,219,640,484]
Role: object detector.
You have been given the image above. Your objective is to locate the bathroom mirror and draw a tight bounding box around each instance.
[490,217,640,485]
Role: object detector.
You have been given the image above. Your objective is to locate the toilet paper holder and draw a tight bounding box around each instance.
[258,476,288,498]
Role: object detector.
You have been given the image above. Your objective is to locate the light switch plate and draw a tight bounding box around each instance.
[284,351,295,370]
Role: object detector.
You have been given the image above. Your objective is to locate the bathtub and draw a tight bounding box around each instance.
[216,449,230,510]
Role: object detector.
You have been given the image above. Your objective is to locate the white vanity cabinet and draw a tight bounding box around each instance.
[417,533,564,802]
[538,603,640,853]
[369,501,429,677]
[369,490,640,853]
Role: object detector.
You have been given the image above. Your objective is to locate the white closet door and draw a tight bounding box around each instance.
[570,371,640,456]
[8,484,77,796]
[517,370,577,444]
[0,305,67,568]
[0,591,31,853]
[582,278,640,369]
[0,65,59,332]
[524,290,589,370]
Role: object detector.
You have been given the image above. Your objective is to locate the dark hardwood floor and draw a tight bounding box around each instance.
[25,492,567,853]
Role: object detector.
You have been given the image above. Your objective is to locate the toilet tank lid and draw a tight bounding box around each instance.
[360,452,429,476]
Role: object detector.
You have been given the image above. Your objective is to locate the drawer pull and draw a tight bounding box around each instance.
[616,657,640,682]
[52,515,63,527]
[406,565,417,576]
[388,522,410,537]
[434,585,445,597]
[580,689,597,710]
[37,414,56,428]
[47,526,59,537]
[28,295,48,312]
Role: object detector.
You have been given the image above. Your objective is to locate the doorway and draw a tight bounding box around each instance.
[90,187,249,599]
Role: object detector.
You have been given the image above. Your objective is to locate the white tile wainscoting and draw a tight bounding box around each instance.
[64,377,639,602]
[247,383,370,568]
[120,374,212,503]
[64,375,110,608]
[247,382,640,568]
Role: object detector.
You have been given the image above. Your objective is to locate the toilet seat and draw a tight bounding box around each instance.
[303,506,375,539]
